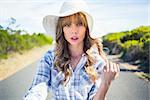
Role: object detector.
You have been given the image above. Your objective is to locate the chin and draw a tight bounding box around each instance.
[70,42,78,45]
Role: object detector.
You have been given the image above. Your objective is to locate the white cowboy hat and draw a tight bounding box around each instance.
[43,0,93,40]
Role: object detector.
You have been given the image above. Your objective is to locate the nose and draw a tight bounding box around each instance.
[71,24,78,34]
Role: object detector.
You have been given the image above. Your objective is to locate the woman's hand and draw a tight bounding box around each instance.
[101,60,120,85]
[93,61,120,100]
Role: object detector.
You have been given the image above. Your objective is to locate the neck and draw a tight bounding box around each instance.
[69,44,84,58]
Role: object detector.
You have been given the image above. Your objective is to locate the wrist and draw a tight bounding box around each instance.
[101,80,111,87]
[93,81,111,100]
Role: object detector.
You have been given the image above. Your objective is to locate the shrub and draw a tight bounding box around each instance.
[102,26,150,73]
[121,40,144,61]
[0,30,11,57]
[0,29,53,60]
[139,39,150,72]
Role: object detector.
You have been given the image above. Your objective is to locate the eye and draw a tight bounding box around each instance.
[64,23,71,27]
[76,22,83,26]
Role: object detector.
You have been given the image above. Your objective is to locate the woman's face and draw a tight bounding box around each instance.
[62,14,86,46]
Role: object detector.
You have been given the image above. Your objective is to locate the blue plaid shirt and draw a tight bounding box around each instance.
[24,49,106,100]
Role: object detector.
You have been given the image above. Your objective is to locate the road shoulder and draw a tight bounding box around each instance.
[108,54,150,82]
[0,45,51,81]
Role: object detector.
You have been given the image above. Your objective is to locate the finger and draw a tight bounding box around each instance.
[113,63,118,72]
[110,61,114,72]
[117,63,120,75]
[106,60,110,72]
[111,62,118,80]
[115,64,120,79]
[112,62,116,73]
[117,63,120,73]
[104,60,109,72]
[103,63,106,72]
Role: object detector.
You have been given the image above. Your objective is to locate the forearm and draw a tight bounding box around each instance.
[93,81,111,100]
[24,82,48,100]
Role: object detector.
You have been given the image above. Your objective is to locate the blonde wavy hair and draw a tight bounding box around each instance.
[54,12,107,84]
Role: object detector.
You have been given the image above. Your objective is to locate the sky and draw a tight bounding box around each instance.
[0,0,149,37]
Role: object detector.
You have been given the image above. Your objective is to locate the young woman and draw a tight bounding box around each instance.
[24,0,119,100]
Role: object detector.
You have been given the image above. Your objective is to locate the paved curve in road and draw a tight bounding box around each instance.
[0,59,149,100]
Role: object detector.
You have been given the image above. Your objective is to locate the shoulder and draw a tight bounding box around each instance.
[44,50,55,60]
[41,47,55,64]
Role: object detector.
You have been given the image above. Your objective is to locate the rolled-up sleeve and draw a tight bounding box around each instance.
[23,50,54,100]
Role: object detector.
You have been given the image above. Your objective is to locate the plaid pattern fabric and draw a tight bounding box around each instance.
[24,50,105,100]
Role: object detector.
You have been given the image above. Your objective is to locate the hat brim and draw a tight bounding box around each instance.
[43,10,93,40]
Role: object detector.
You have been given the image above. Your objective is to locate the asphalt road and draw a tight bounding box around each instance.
[0,59,149,100]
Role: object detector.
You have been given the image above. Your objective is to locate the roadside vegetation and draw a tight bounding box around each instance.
[102,26,150,80]
[0,28,53,60]
[0,18,53,60]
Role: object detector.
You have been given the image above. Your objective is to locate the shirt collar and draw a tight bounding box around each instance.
[69,53,87,74]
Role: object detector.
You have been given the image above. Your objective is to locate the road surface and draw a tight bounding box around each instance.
[0,59,149,100]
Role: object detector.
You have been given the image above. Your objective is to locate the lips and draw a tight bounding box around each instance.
[71,36,78,40]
